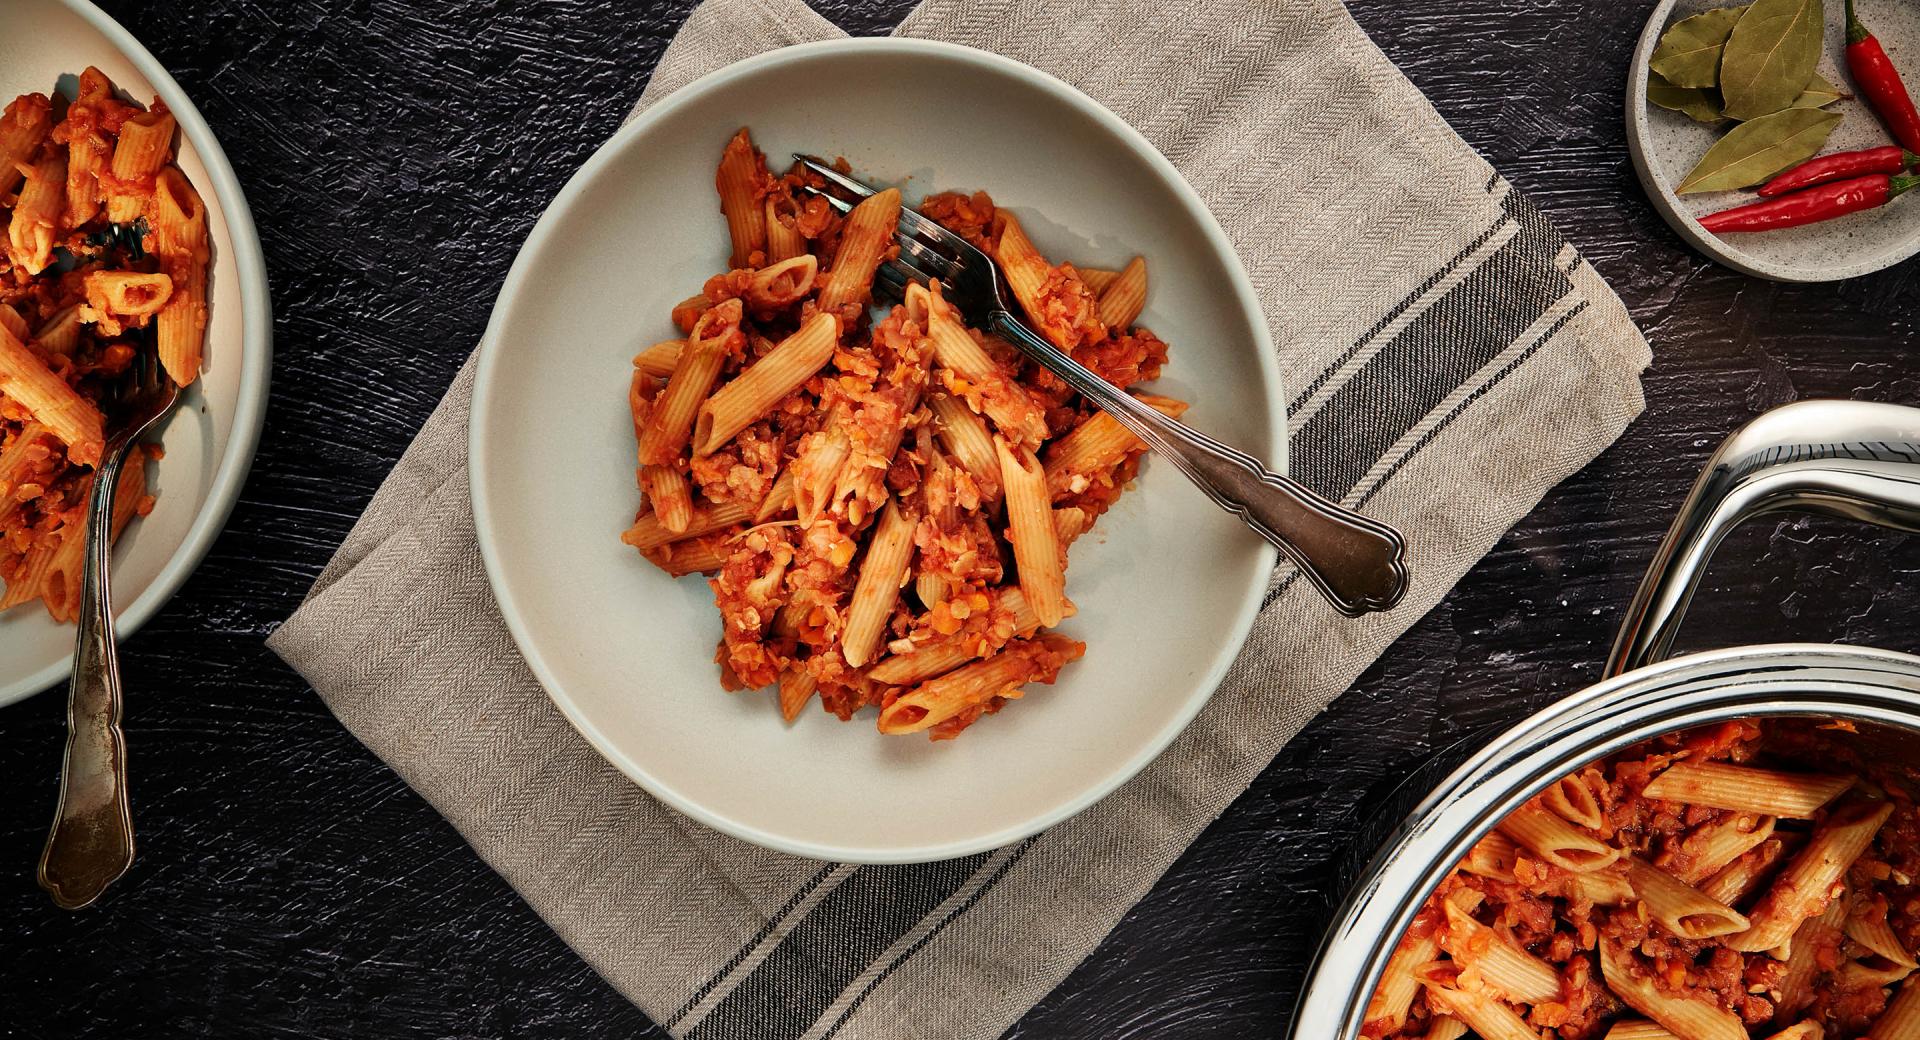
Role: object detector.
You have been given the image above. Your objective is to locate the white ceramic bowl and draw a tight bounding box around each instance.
[1627,0,1920,281]
[0,0,272,706]
[471,38,1284,863]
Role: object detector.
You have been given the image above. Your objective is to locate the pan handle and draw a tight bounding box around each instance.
[1605,400,1920,679]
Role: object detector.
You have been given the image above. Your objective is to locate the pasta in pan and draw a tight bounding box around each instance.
[620,127,1178,740]
[0,69,209,621]
[1363,719,1920,1040]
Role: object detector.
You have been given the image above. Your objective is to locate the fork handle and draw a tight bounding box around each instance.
[990,312,1409,617]
[39,447,135,910]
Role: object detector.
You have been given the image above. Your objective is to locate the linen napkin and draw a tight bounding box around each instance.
[268,0,1652,1036]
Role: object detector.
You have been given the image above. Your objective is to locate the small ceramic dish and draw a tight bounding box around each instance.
[0,0,272,707]
[1627,0,1920,281]
[470,38,1284,863]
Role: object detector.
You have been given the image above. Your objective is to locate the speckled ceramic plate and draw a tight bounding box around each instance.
[1628,0,1920,281]
[0,0,272,707]
[470,38,1283,863]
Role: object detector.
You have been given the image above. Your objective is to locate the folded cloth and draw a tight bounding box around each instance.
[268,0,1650,1036]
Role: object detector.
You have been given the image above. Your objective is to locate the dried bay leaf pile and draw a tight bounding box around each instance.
[1646,0,1849,192]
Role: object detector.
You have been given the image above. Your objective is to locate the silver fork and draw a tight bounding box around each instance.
[39,348,179,910]
[795,156,1409,617]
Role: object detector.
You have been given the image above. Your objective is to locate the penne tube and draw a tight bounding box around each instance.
[1544,772,1604,830]
[34,305,83,356]
[1075,267,1119,293]
[1701,833,1801,907]
[638,465,692,536]
[715,128,766,268]
[0,92,53,198]
[1774,901,1847,1022]
[1600,939,1747,1040]
[742,254,818,311]
[1498,801,1621,873]
[82,269,174,336]
[1839,957,1916,990]
[996,436,1066,628]
[105,107,175,223]
[0,422,54,528]
[910,282,1047,447]
[7,153,67,276]
[1041,394,1188,500]
[1765,1024,1824,1040]
[0,321,105,467]
[993,212,1051,335]
[1362,933,1438,1035]
[38,448,151,622]
[1847,905,1919,969]
[620,500,750,552]
[1439,898,1561,1002]
[0,304,27,343]
[694,312,836,455]
[1095,255,1147,330]
[764,193,806,263]
[1673,814,1776,885]
[816,187,899,317]
[1423,1017,1468,1040]
[149,166,209,384]
[875,633,1083,736]
[777,667,816,722]
[927,390,1000,499]
[1624,857,1750,940]
[841,499,917,668]
[792,419,850,525]
[633,339,685,378]
[1053,505,1091,548]
[638,299,740,465]
[866,586,1055,686]
[1460,831,1520,882]
[1870,976,1920,1040]
[1421,981,1540,1040]
[1570,867,1636,907]
[644,536,730,577]
[1643,761,1851,818]
[58,69,116,226]
[993,211,1103,350]
[914,572,951,610]
[1604,1021,1680,1040]
[1728,796,1893,953]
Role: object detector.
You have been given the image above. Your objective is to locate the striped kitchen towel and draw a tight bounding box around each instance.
[267,0,1651,1037]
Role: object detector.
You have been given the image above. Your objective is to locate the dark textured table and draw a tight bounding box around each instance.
[3,1,1916,1036]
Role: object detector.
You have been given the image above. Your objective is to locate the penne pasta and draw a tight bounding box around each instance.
[1570,867,1636,907]
[1870,977,1920,1040]
[875,633,1084,736]
[0,92,53,199]
[993,211,1103,350]
[634,339,685,379]
[1422,1017,1469,1040]
[1421,981,1541,1040]
[1701,833,1801,907]
[1775,900,1847,1022]
[1671,814,1777,885]
[777,666,817,722]
[1847,902,1919,970]
[1498,801,1621,873]
[694,312,836,456]
[81,269,173,337]
[1644,762,1852,818]
[620,500,751,552]
[1605,1021,1682,1040]
[7,152,67,276]
[742,254,818,311]
[1075,266,1120,294]
[911,281,1047,447]
[1041,394,1188,500]
[763,193,806,263]
[1439,898,1561,1002]
[0,422,55,529]
[639,465,693,536]
[1363,932,1439,1035]
[756,467,797,524]
[996,436,1066,628]
[1094,255,1147,330]
[816,187,899,318]
[1460,830,1520,882]
[638,299,741,466]
[0,321,105,467]
[866,586,1051,686]
[104,107,175,223]
[1624,857,1751,939]
[715,128,766,268]
[149,166,210,384]
[1544,772,1605,830]
[841,500,916,668]
[1728,796,1894,952]
[927,390,1001,499]
[1601,939,1748,1040]
[34,305,83,357]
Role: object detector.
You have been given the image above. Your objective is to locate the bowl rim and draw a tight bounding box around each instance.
[1287,641,1920,1039]
[469,35,1285,863]
[0,0,274,708]
[1624,0,1920,283]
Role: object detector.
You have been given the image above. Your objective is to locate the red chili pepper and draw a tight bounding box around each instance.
[1699,173,1919,233]
[1758,145,1919,197]
[1847,0,1920,154]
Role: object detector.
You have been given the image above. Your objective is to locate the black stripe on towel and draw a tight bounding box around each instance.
[686,853,992,1040]
[666,862,841,1028]
[1287,190,1570,502]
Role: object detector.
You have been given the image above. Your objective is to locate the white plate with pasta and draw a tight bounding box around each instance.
[471,38,1283,862]
[0,0,271,707]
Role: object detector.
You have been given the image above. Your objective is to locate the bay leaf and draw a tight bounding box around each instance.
[1720,0,1824,120]
[1649,70,1726,122]
[1791,71,1851,108]
[1650,6,1749,89]
[1677,106,1841,192]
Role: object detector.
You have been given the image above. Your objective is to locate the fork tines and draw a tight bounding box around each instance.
[792,156,985,299]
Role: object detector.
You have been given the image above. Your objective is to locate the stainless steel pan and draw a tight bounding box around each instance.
[1287,399,1920,1039]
